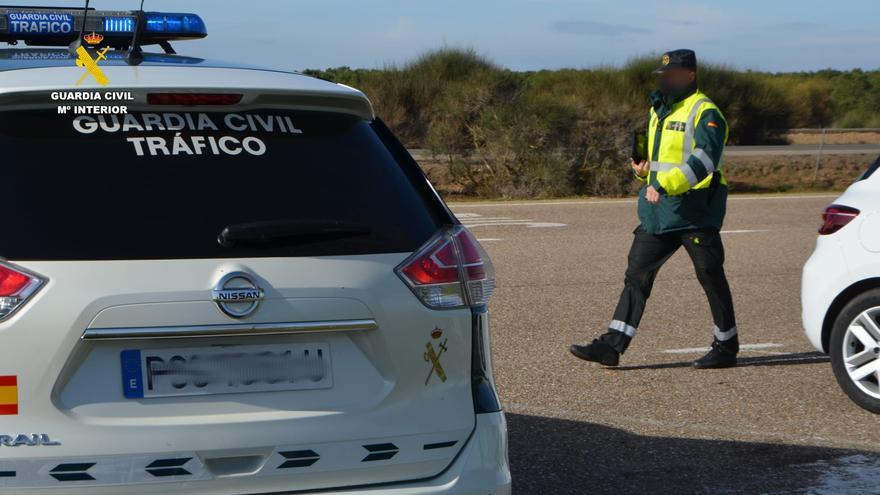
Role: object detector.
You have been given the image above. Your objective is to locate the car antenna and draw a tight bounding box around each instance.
[126,0,147,66]
[68,0,92,55]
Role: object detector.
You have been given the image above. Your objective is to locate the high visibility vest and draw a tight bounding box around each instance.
[648,91,728,196]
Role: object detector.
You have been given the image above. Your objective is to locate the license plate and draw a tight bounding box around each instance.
[120,343,332,399]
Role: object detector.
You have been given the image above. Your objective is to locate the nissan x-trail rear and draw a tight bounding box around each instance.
[0,5,510,495]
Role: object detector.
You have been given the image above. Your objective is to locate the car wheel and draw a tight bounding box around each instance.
[830,289,880,414]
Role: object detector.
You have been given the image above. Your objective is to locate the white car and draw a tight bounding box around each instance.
[0,6,511,494]
[803,156,880,414]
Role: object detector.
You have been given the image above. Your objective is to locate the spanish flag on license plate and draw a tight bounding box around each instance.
[0,376,18,415]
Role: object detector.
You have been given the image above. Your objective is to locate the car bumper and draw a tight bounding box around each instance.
[802,235,850,352]
[11,412,511,495]
[305,412,511,495]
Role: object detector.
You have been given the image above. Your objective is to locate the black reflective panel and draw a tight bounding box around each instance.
[0,109,441,260]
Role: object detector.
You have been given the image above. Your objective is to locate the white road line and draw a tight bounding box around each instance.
[462,219,539,224]
[454,199,636,208]
[458,216,516,221]
[524,222,567,228]
[459,213,567,229]
[461,219,525,225]
[450,193,839,208]
[464,222,567,228]
[663,343,784,354]
[720,229,770,234]
[477,238,503,242]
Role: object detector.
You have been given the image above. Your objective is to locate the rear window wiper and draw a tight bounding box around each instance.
[217,220,372,248]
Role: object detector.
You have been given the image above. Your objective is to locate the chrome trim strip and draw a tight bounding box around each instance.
[81,319,378,340]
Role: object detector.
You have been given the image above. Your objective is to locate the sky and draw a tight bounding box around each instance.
[8,0,880,72]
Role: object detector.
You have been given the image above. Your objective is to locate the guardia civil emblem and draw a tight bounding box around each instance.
[424,328,448,385]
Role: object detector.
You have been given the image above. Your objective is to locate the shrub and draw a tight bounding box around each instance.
[307,48,876,198]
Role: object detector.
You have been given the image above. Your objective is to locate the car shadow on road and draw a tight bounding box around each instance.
[610,351,829,371]
[507,412,877,495]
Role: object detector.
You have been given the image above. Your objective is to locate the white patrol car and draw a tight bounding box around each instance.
[0,5,511,495]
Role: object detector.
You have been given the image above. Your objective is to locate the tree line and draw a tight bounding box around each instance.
[305,48,880,198]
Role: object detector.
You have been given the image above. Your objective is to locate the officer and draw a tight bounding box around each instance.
[570,49,739,369]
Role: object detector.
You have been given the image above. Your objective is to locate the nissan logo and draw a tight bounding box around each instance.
[212,272,264,318]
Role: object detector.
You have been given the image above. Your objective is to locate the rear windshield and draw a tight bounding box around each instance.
[858,156,880,182]
[0,109,443,260]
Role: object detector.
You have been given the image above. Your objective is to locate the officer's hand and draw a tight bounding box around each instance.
[631,160,649,178]
[646,185,661,204]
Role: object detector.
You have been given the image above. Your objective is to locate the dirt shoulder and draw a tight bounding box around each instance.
[724,154,870,193]
[423,153,874,200]
[783,131,880,145]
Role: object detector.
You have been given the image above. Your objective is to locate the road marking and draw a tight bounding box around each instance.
[477,238,504,242]
[450,193,839,208]
[456,214,512,220]
[721,229,770,234]
[663,343,783,354]
[466,222,567,228]
[458,213,567,229]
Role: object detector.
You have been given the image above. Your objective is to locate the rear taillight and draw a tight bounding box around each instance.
[819,204,860,235]
[396,226,496,309]
[0,263,45,321]
[147,93,243,106]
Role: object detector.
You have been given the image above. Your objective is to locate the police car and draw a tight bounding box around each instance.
[0,5,511,494]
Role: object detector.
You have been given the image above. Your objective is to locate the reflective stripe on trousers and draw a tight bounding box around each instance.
[714,325,738,342]
[609,319,637,338]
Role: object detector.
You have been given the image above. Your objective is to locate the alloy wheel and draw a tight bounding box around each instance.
[843,306,880,400]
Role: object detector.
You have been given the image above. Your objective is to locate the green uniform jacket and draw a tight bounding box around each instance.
[637,88,729,234]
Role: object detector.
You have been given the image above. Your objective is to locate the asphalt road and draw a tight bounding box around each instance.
[449,194,880,495]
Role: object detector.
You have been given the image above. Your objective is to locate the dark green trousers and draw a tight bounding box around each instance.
[601,225,738,354]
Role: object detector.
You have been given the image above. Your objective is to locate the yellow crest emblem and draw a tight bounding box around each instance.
[662,54,671,66]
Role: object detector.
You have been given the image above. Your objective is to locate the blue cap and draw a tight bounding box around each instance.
[654,49,697,73]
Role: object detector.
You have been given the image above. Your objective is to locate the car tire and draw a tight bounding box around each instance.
[830,289,880,414]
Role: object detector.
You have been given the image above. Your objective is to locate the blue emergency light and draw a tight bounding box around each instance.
[103,16,136,33]
[0,6,207,50]
[102,13,207,36]
[145,13,206,36]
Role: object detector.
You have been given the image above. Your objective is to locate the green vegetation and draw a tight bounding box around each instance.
[305,49,880,198]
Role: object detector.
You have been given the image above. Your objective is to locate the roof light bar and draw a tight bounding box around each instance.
[0,6,206,48]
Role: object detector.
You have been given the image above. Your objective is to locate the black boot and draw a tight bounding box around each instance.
[693,341,737,369]
[570,339,620,367]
